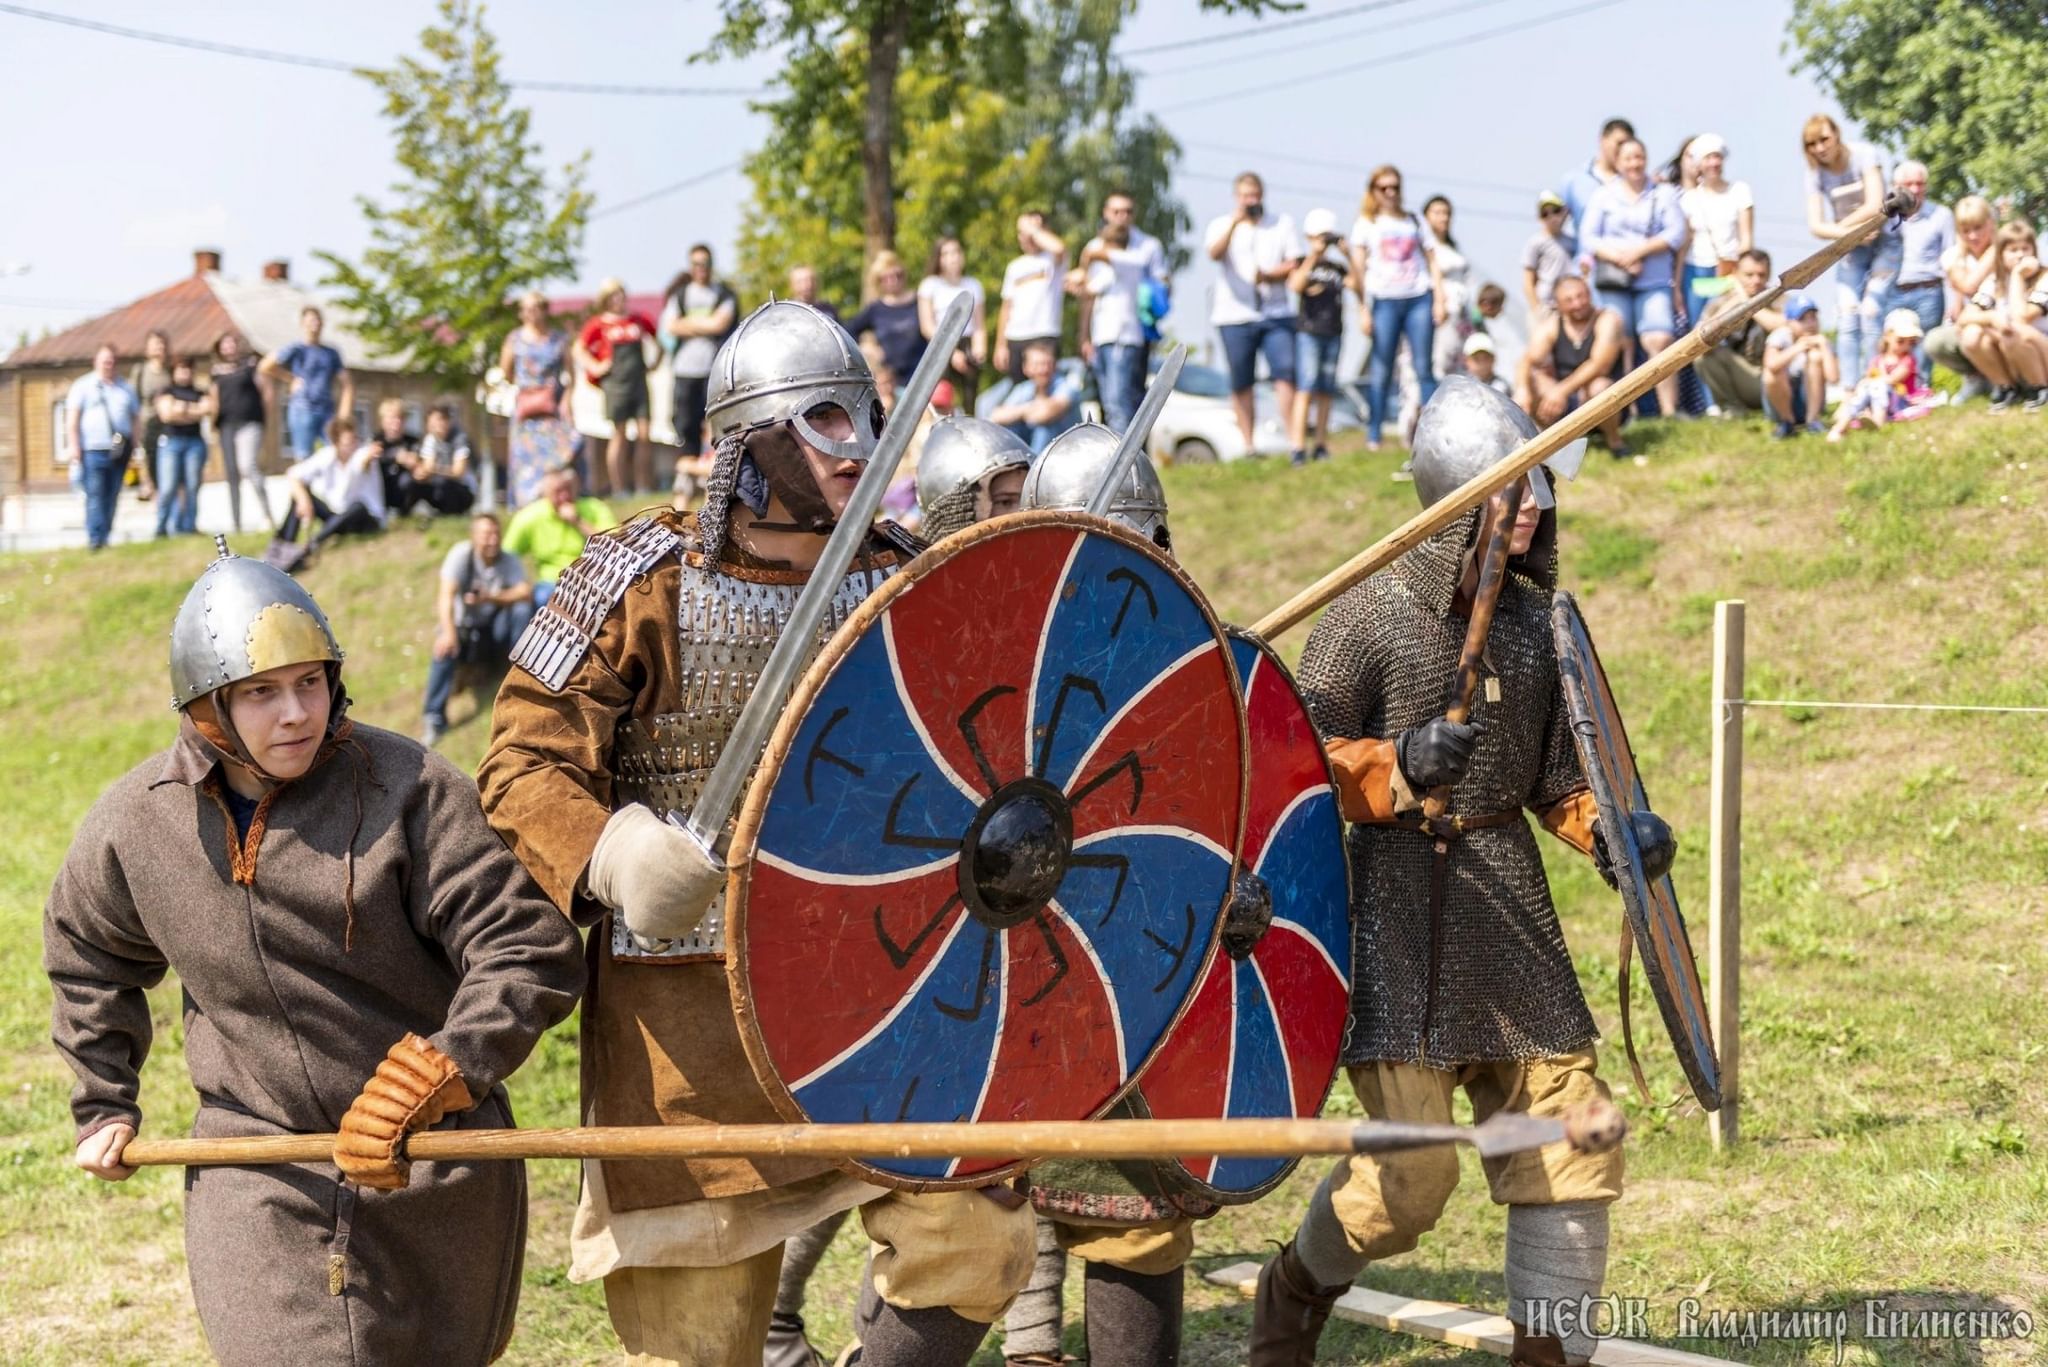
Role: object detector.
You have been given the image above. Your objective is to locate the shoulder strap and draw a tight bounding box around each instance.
[509,516,682,691]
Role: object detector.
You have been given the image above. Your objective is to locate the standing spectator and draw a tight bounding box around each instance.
[1695,250,1786,416]
[1207,172,1304,452]
[499,290,577,510]
[1762,291,1839,436]
[786,264,839,325]
[1559,117,1635,242]
[1584,136,1687,419]
[996,212,1066,381]
[131,329,173,504]
[152,357,212,538]
[1073,190,1169,432]
[413,402,477,516]
[1288,208,1351,464]
[1350,163,1443,452]
[984,339,1081,454]
[1884,162,1954,373]
[662,245,740,476]
[421,511,533,748]
[1926,196,1999,397]
[917,236,988,407]
[1802,114,1899,385]
[1956,221,2048,410]
[1523,191,1578,317]
[1678,135,1755,337]
[268,415,386,571]
[260,306,353,459]
[1472,281,1521,375]
[847,252,926,388]
[209,332,272,532]
[1515,275,1629,457]
[64,342,140,551]
[1463,333,1510,395]
[1423,196,1473,382]
[574,280,658,498]
[502,466,618,604]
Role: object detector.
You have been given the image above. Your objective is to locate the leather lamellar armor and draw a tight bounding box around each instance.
[1293,508,1599,1067]
[510,519,896,963]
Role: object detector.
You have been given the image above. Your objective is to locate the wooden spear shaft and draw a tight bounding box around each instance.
[1249,191,1914,642]
[122,1104,1624,1169]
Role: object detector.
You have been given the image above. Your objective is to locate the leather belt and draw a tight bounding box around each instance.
[1893,278,1942,291]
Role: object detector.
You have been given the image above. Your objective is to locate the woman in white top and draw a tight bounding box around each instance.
[1802,113,1900,384]
[1349,163,1445,450]
[917,236,989,406]
[1422,196,1472,383]
[1678,134,1754,339]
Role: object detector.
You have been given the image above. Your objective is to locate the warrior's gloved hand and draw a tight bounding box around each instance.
[586,803,726,944]
[1591,811,1677,889]
[334,1032,475,1190]
[1395,717,1479,791]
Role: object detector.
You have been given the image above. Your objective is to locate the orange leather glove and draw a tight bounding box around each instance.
[333,1032,475,1190]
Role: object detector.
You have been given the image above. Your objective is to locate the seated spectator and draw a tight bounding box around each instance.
[1956,220,2048,411]
[1762,291,1839,436]
[366,397,421,509]
[1516,275,1629,457]
[1828,310,1923,442]
[267,415,386,572]
[422,511,532,747]
[1522,191,1576,316]
[412,402,478,516]
[502,466,619,605]
[1583,136,1687,418]
[1463,333,1511,395]
[1694,249,1785,416]
[1926,195,1998,398]
[1288,208,1351,464]
[984,340,1081,453]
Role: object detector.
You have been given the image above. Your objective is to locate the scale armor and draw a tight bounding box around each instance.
[1293,506,1597,1066]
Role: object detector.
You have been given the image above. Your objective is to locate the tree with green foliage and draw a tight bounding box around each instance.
[705,0,1284,298]
[1786,0,2048,224]
[320,0,591,412]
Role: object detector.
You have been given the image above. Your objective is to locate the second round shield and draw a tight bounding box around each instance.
[1132,630,1352,1201]
[726,512,1247,1189]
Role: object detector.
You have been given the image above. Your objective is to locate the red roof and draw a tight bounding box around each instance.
[6,274,236,368]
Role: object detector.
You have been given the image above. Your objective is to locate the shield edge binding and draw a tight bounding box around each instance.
[724,508,1252,1192]
[1550,591,1723,1111]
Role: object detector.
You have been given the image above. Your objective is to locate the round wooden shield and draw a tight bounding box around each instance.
[726,511,1247,1189]
[1131,630,1352,1201]
[1552,591,1722,1110]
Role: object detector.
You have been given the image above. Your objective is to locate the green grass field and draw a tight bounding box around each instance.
[1,407,2044,1365]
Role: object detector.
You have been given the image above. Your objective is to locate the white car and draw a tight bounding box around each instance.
[1146,362,1289,466]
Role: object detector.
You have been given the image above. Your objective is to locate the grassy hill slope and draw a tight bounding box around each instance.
[1,409,2043,1364]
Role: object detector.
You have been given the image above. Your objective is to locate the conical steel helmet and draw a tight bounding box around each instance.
[1409,375,1585,511]
[704,300,884,461]
[916,416,1032,540]
[1021,422,1171,551]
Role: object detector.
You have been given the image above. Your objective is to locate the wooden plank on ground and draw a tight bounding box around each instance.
[1203,1262,1728,1365]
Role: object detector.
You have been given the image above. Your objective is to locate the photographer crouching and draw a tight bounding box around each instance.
[421,511,533,747]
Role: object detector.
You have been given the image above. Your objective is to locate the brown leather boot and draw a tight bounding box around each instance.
[1509,1321,1571,1366]
[1247,1241,1347,1366]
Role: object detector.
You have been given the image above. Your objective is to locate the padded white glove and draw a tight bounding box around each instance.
[585,804,726,943]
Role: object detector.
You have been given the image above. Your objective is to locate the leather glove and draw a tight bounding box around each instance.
[1394,717,1479,791]
[1591,810,1677,889]
[585,803,726,944]
[334,1033,475,1190]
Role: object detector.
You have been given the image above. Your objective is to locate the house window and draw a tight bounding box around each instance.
[51,396,69,464]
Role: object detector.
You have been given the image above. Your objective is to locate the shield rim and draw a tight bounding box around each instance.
[725,508,1251,1192]
[1551,591,1723,1111]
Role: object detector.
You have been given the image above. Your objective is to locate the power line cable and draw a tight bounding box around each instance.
[0,3,765,96]
[1156,0,1625,114]
[1136,0,1518,79]
[591,162,747,220]
[1121,0,1429,58]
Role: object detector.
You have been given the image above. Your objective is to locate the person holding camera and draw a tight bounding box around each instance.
[65,342,142,550]
[1207,171,1304,451]
[420,511,533,747]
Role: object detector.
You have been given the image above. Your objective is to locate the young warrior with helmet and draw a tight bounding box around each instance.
[478,301,1036,1367]
[914,414,1033,541]
[1250,379,1675,1367]
[44,542,584,1366]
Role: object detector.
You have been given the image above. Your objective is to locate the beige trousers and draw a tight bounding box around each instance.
[1051,1215,1197,1276]
[1322,1049,1625,1263]
[602,1187,1036,1365]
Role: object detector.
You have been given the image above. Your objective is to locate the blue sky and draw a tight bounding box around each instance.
[0,0,1868,355]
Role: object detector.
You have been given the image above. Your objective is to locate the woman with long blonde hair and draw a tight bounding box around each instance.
[849,250,928,388]
[1348,163,1445,450]
[1802,113,1899,382]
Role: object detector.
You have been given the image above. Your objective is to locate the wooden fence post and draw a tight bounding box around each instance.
[1709,600,1744,1150]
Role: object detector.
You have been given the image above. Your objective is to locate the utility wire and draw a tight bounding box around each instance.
[1157,0,1625,114]
[1122,0,1429,58]
[0,3,764,96]
[591,162,747,221]
[1136,0,1518,79]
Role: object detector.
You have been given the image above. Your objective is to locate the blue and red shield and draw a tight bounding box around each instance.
[1133,631,1352,1200]
[727,513,1247,1188]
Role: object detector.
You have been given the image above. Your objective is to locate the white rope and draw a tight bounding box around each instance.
[1733,699,2048,716]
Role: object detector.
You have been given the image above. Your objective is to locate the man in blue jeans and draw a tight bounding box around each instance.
[64,343,140,550]
[1205,172,1304,451]
[1075,190,1169,432]
[261,305,354,456]
[1885,161,1953,375]
[421,511,533,747]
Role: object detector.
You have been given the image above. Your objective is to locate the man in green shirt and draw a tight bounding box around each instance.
[502,467,619,602]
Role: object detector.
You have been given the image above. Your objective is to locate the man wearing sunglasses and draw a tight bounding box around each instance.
[1522,191,1578,317]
